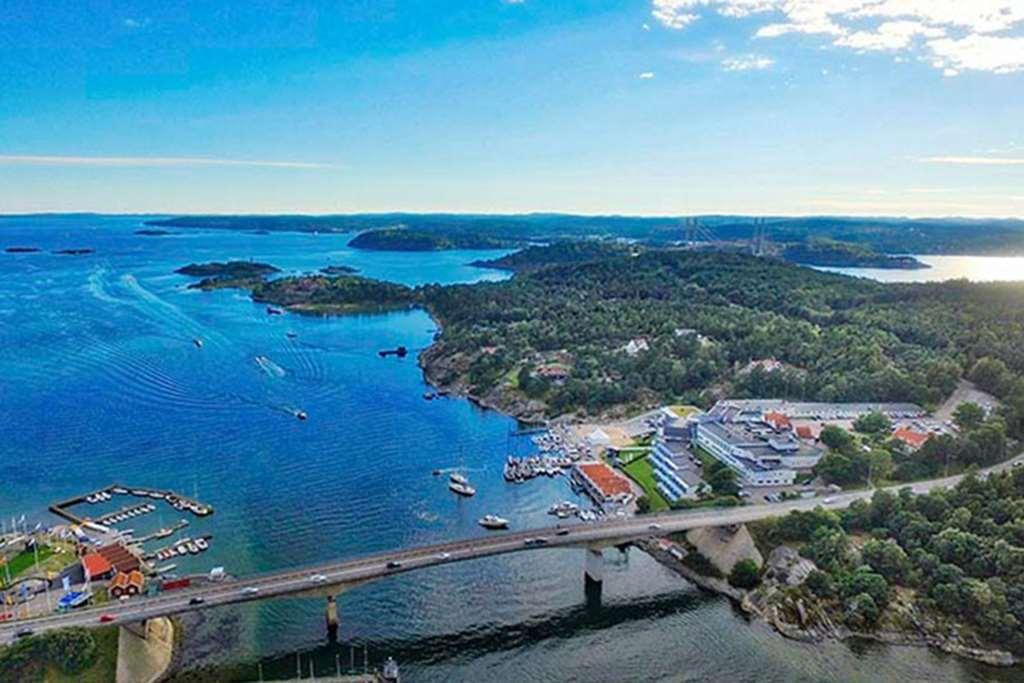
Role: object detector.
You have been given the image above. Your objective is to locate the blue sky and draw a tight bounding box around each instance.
[1,0,1023,216]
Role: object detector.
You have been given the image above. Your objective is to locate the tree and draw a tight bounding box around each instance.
[845,592,881,629]
[635,495,651,514]
[728,558,762,589]
[854,411,892,436]
[805,569,836,598]
[820,425,854,452]
[707,461,740,497]
[969,357,1012,397]
[953,402,986,432]
[862,538,910,583]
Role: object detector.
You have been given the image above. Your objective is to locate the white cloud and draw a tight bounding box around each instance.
[649,1,1024,74]
[651,1,701,30]
[638,71,656,79]
[722,55,775,71]
[920,156,1024,165]
[0,155,337,169]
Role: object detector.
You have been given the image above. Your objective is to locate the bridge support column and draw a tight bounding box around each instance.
[584,548,603,606]
[325,595,339,642]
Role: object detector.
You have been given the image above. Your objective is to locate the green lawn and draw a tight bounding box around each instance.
[622,457,670,512]
[1,547,55,587]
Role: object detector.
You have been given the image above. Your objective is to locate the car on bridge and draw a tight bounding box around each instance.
[309,574,328,584]
[99,614,116,623]
[386,561,402,570]
[189,597,205,605]
[240,586,260,595]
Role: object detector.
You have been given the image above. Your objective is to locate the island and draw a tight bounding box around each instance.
[780,238,929,269]
[250,274,416,314]
[348,228,516,252]
[145,215,355,233]
[4,246,41,253]
[320,264,359,275]
[175,261,281,291]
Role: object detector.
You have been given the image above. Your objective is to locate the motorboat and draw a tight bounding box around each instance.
[193,338,203,348]
[449,472,469,486]
[449,480,476,497]
[478,514,510,530]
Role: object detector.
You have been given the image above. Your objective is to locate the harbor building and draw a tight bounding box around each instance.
[572,462,633,508]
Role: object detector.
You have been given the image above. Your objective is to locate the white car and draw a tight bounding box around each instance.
[240,586,260,595]
[309,574,328,584]
[823,497,837,505]
[648,523,662,531]
[438,552,451,560]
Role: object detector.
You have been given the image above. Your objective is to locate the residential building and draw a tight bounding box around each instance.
[649,440,705,502]
[893,427,932,450]
[622,338,650,356]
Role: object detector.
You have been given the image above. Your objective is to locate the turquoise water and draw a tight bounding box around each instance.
[1,216,1016,681]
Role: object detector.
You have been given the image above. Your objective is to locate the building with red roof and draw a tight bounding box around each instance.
[108,570,145,599]
[795,425,815,441]
[96,543,141,574]
[573,462,633,506]
[81,553,114,582]
[763,411,792,432]
[893,428,931,450]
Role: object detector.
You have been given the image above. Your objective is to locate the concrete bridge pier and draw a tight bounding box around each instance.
[584,548,604,606]
[326,595,339,642]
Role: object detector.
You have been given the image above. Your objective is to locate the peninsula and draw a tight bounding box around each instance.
[347,228,516,251]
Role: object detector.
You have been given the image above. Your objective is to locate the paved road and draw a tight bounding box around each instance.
[2,454,1021,645]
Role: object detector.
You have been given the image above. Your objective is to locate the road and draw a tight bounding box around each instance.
[2,454,1021,645]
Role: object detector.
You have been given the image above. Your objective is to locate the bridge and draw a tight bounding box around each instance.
[2,456,1021,646]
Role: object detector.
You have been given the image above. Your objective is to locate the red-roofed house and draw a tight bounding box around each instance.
[795,425,815,441]
[108,570,145,599]
[573,462,633,506]
[763,411,792,432]
[893,428,931,450]
[81,553,114,582]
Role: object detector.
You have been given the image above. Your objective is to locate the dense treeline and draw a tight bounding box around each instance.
[348,228,515,251]
[756,469,1024,654]
[147,213,1024,254]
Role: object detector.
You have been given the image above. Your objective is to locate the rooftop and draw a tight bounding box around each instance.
[577,462,633,497]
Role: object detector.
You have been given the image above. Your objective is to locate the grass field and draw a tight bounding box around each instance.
[622,457,670,512]
[1,547,55,587]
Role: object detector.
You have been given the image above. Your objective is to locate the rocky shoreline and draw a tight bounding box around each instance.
[637,538,1018,669]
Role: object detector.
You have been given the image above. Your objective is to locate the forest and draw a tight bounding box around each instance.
[753,469,1024,656]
